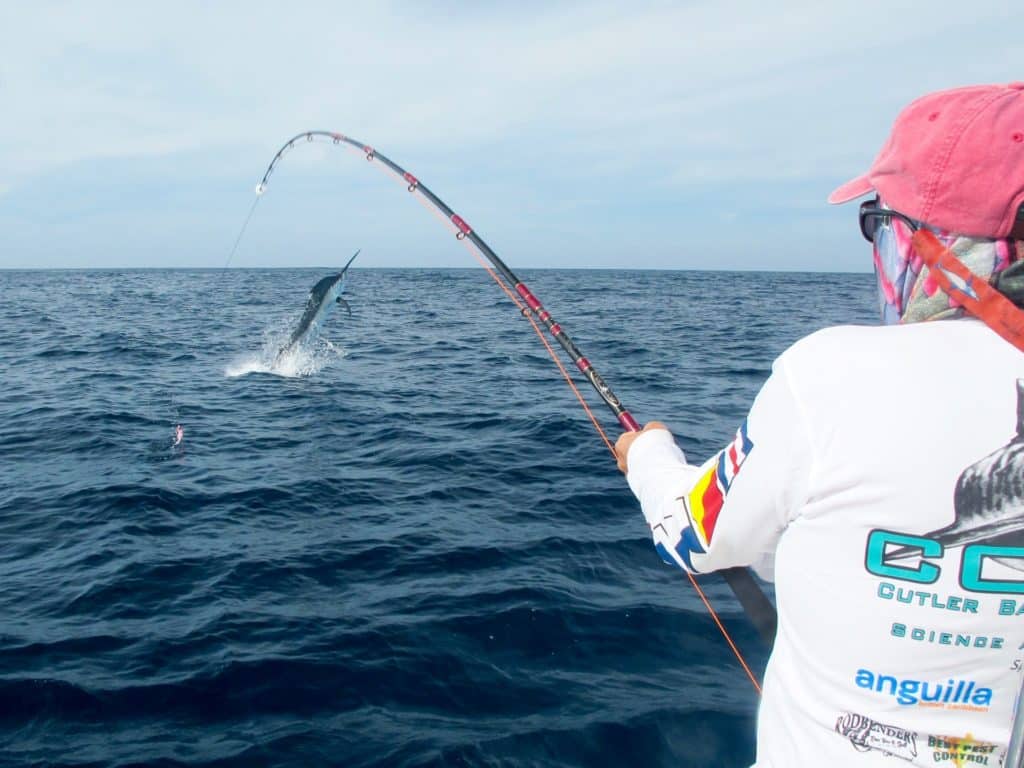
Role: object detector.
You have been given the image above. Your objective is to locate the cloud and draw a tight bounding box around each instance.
[2,2,1014,174]
[0,1,1021,268]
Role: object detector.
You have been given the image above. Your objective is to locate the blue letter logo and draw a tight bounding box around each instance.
[865,530,942,584]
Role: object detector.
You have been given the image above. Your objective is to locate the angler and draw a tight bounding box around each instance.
[615,83,1024,766]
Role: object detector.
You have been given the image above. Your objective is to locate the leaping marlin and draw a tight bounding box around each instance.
[276,249,359,360]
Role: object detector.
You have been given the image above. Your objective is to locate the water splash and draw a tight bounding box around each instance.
[225,322,346,379]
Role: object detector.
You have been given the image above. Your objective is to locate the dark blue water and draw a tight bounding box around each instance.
[0,268,875,768]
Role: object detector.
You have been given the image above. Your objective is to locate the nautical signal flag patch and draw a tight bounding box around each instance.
[684,420,754,549]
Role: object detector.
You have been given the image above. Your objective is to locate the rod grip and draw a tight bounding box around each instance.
[618,412,641,432]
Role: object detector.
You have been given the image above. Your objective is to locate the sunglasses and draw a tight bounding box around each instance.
[858,198,920,243]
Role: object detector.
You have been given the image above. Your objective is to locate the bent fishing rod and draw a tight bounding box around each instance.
[243,131,778,658]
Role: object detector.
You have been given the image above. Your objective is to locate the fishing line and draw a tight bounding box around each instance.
[237,131,775,691]
[223,195,261,270]
[442,229,764,691]
[450,230,762,692]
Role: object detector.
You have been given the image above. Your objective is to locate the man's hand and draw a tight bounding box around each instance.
[614,421,669,474]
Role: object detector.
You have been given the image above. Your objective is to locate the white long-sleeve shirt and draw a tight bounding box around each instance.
[626,319,1024,767]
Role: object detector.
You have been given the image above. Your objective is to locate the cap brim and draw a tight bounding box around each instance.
[827,174,874,205]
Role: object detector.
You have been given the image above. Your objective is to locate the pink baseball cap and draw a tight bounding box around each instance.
[829,83,1024,239]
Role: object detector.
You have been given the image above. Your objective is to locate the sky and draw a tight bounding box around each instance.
[0,1,1020,271]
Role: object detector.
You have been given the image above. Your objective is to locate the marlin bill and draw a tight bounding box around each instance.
[276,249,359,360]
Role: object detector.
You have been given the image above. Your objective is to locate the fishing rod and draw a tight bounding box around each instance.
[248,131,778,654]
[1007,685,1024,768]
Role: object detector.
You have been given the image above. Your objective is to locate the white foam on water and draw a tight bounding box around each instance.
[225,324,346,379]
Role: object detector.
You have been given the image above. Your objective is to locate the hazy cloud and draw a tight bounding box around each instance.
[1,1,1020,269]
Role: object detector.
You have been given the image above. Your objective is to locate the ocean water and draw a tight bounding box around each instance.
[0,268,875,768]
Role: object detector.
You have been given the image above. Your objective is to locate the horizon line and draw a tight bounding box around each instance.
[0,265,874,275]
